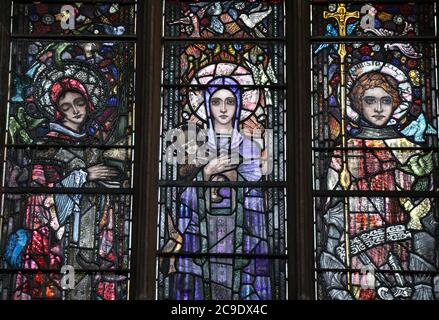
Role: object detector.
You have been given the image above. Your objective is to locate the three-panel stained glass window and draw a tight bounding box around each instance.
[0,0,438,301]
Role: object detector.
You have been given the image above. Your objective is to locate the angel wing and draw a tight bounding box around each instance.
[346,22,358,35]
[326,23,339,37]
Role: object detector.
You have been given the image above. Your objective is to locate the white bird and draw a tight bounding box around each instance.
[364,22,422,59]
[384,43,423,59]
[364,21,413,37]
[400,113,436,142]
[364,27,395,37]
[239,6,272,29]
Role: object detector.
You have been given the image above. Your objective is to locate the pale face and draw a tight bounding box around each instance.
[209,89,236,132]
[58,91,88,130]
[360,87,395,127]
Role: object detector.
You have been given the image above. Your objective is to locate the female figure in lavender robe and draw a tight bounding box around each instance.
[168,77,271,300]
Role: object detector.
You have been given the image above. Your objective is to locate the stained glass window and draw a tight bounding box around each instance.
[312,2,439,300]
[0,1,136,300]
[157,0,287,300]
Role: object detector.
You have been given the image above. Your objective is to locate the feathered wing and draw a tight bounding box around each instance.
[314,43,330,54]
[387,43,423,59]
[416,151,435,176]
[266,62,278,84]
[314,24,338,53]
[326,23,339,37]
[206,2,223,16]
[244,60,263,85]
[407,198,431,230]
[399,151,434,177]
[346,22,358,35]
[401,113,428,142]
[247,6,273,24]
[319,252,354,300]
[364,27,393,37]
[400,117,421,138]
[210,16,224,34]
[426,124,437,135]
[5,229,29,267]
[401,114,437,142]
[399,43,423,59]
[249,3,263,14]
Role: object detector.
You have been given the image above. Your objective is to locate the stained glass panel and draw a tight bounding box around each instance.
[7,41,135,146]
[312,3,437,37]
[316,270,439,300]
[162,42,285,86]
[12,2,136,36]
[0,193,131,300]
[312,2,439,300]
[164,0,284,38]
[0,1,136,300]
[157,0,286,300]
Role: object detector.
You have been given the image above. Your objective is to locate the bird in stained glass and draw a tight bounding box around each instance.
[244,59,277,85]
[26,42,72,78]
[239,6,272,29]
[399,197,431,230]
[8,105,45,144]
[384,43,423,59]
[364,21,413,37]
[206,1,223,16]
[5,229,29,268]
[399,151,434,177]
[169,10,201,37]
[363,22,423,59]
[400,113,437,143]
[210,16,225,34]
[94,24,126,36]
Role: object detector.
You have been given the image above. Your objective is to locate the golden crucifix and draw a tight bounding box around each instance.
[323,4,359,292]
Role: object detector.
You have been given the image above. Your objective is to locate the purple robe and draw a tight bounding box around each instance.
[170,77,272,300]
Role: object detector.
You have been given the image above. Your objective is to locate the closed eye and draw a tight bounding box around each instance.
[74,98,86,107]
[60,103,72,112]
